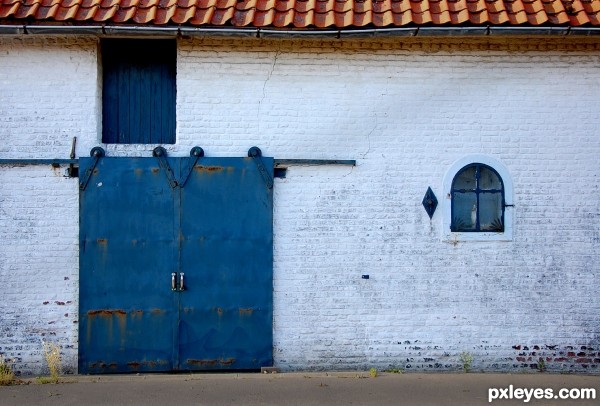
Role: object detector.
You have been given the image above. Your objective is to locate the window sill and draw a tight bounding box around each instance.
[443,230,513,242]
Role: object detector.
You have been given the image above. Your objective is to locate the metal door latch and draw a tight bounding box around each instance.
[179,273,185,291]
[171,272,185,291]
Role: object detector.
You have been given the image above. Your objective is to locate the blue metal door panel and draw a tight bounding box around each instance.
[179,158,273,370]
[79,157,179,374]
[79,153,273,373]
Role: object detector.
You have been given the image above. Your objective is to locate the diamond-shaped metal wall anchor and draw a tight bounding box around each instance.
[422,187,438,219]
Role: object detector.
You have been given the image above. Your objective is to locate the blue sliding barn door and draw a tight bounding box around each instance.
[79,154,273,373]
[179,158,273,370]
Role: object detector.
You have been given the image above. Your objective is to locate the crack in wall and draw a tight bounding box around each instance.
[257,49,280,138]
[360,113,377,160]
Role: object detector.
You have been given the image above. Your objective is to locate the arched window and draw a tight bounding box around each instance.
[442,155,513,242]
[450,164,504,232]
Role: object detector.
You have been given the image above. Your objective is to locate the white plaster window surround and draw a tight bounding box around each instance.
[442,154,514,242]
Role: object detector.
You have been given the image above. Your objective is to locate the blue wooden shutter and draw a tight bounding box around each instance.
[102,39,176,144]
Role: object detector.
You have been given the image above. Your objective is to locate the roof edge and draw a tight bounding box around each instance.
[1,25,600,38]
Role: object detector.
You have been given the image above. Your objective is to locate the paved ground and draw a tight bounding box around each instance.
[1,372,599,406]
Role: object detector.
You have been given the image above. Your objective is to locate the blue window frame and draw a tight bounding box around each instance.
[451,163,505,232]
[102,39,176,144]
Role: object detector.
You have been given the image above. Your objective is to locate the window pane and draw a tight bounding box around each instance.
[452,192,477,231]
[479,166,502,190]
[452,166,477,191]
[479,192,503,231]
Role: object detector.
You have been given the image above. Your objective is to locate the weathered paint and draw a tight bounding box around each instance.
[79,157,178,374]
[79,155,273,373]
[179,156,274,371]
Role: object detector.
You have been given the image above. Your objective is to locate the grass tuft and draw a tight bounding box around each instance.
[0,355,15,386]
[39,341,62,384]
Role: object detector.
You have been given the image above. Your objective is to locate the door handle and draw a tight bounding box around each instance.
[171,273,177,291]
[179,273,185,291]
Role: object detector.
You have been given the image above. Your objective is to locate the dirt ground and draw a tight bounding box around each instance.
[1,372,599,405]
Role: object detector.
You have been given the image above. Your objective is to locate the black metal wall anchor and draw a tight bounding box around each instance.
[249,146,274,189]
[79,147,105,191]
[422,187,438,219]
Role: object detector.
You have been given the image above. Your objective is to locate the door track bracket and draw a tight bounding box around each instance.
[79,147,105,191]
[153,147,179,189]
[248,147,273,189]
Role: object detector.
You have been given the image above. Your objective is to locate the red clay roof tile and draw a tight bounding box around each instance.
[542,0,564,11]
[134,6,157,23]
[430,0,449,13]
[92,5,116,20]
[1,0,599,28]
[232,7,254,24]
[569,9,590,23]
[467,0,486,13]
[55,5,80,19]
[315,0,334,14]
[172,5,195,22]
[211,6,234,23]
[487,0,507,13]
[548,9,570,20]
[274,8,294,24]
[0,2,18,17]
[189,7,213,23]
[582,0,600,12]
[138,0,159,8]
[334,0,351,13]
[351,10,369,24]
[409,0,429,13]
[412,8,431,21]
[156,6,177,23]
[34,4,57,17]
[253,7,274,24]
[431,9,451,21]
[276,0,295,11]
[295,0,315,12]
[114,6,137,21]
[75,5,98,18]
[355,0,372,13]
[15,3,40,18]
[216,0,237,9]
[526,8,547,22]
[489,8,509,21]
[292,9,310,26]
[256,0,275,10]
[235,0,255,10]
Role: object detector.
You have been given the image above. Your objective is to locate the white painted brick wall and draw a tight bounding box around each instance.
[1,36,599,375]
[0,37,96,375]
[0,166,79,375]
